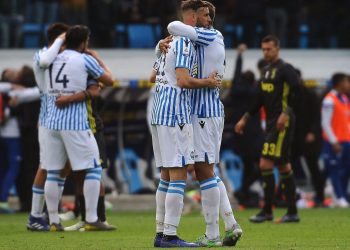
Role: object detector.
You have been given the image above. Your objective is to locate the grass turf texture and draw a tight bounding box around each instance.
[0,209,349,249]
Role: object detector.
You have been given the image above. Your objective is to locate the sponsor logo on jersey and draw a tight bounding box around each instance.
[261,82,274,93]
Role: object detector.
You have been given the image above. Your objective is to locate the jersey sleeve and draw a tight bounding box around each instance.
[321,97,337,144]
[38,38,64,68]
[8,87,40,104]
[167,21,217,46]
[283,63,302,113]
[87,76,99,86]
[84,54,104,79]
[174,37,194,70]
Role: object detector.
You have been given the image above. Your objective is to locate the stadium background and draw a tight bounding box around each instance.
[1,0,350,206]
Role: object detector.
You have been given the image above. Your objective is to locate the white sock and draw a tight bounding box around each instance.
[45,171,65,224]
[156,179,169,233]
[31,186,45,218]
[84,167,102,223]
[58,179,65,200]
[200,177,220,239]
[163,180,185,236]
[216,176,237,230]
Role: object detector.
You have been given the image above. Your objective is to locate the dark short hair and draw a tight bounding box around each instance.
[47,23,69,45]
[65,25,90,50]
[262,35,280,47]
[181,0,206,12]
[203,1,215,20]
[241,70,255,85]
[331,72,347,87]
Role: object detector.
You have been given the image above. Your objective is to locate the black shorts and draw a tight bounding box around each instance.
[261,116,295,165]
[94,130,108,169]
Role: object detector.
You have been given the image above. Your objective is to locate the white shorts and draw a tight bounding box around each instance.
[192,115,224,164]
[151,124,195,168]
[38,125,49,165]
[42,129,100,171]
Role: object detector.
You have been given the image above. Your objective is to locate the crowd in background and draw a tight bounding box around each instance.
[1,0,350,48]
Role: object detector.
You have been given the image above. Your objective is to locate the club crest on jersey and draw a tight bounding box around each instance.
[190,151,195,160]
[182,47,189,56]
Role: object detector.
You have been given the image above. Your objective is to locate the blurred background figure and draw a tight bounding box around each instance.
[230,44,263,207]
[321,73,350,208]
[0,69,22,213]
[291,69,326,207]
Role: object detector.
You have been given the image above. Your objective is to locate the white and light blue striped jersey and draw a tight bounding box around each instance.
[191,28,225,118]
[193,26,217,46]
[45,49,104,130]
[33,47,49,127]
[167,21,225,118]
[151,36,197,127]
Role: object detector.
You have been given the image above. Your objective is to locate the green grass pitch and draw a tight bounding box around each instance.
[0,209,349,249]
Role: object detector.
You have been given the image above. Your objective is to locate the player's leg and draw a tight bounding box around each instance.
[64,170,86,231]
[63,130,112,231]
[150,124,168,246]
[276,163,299,223]
[192,116,220,245]
[94,130,116,229]
[27,167,49,231]
[43,129,67,231]
[157,124,198,247]
[249,157,275,223]
[154,168,169,246]
[0,137,21,213]
[194,162,221,246]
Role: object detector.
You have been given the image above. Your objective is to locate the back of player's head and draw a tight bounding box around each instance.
[47,23,69,45]
[241,70,255,85]
[331,72,348,88]
[262,35,280,48]
[65,25,90,50]
[203,1,215,21]
[181,0,206,12]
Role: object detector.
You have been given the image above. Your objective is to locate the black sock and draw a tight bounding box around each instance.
[97,196,106,222]
[78,195,86,222]
[280,170,297,215]
[261,169,275,214]
[73,195,80,218]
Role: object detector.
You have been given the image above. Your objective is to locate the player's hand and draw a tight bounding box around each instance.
[207,71,221,88]
[55,95,71,108]
[237,43,247,54]
[234,118,246,135]
[276,112,289,132]
[8,96,18,107]
[58,32,66,40]
[85,49,99,59]
[332,143,342,153]
[305,132,315,143]
[159,35,173,54]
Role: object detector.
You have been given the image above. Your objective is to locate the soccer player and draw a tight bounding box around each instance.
[151,1,219,247]
[27,22,69,231]
[166,1,242,246]
[59,75,116,231]
[235,35,301,223]
[321,73,350,208]
[42,25,113,231]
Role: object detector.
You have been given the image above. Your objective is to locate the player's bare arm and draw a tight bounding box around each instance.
[85,49,114,86]
[55,84,100,108]
[176,68,220,89]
